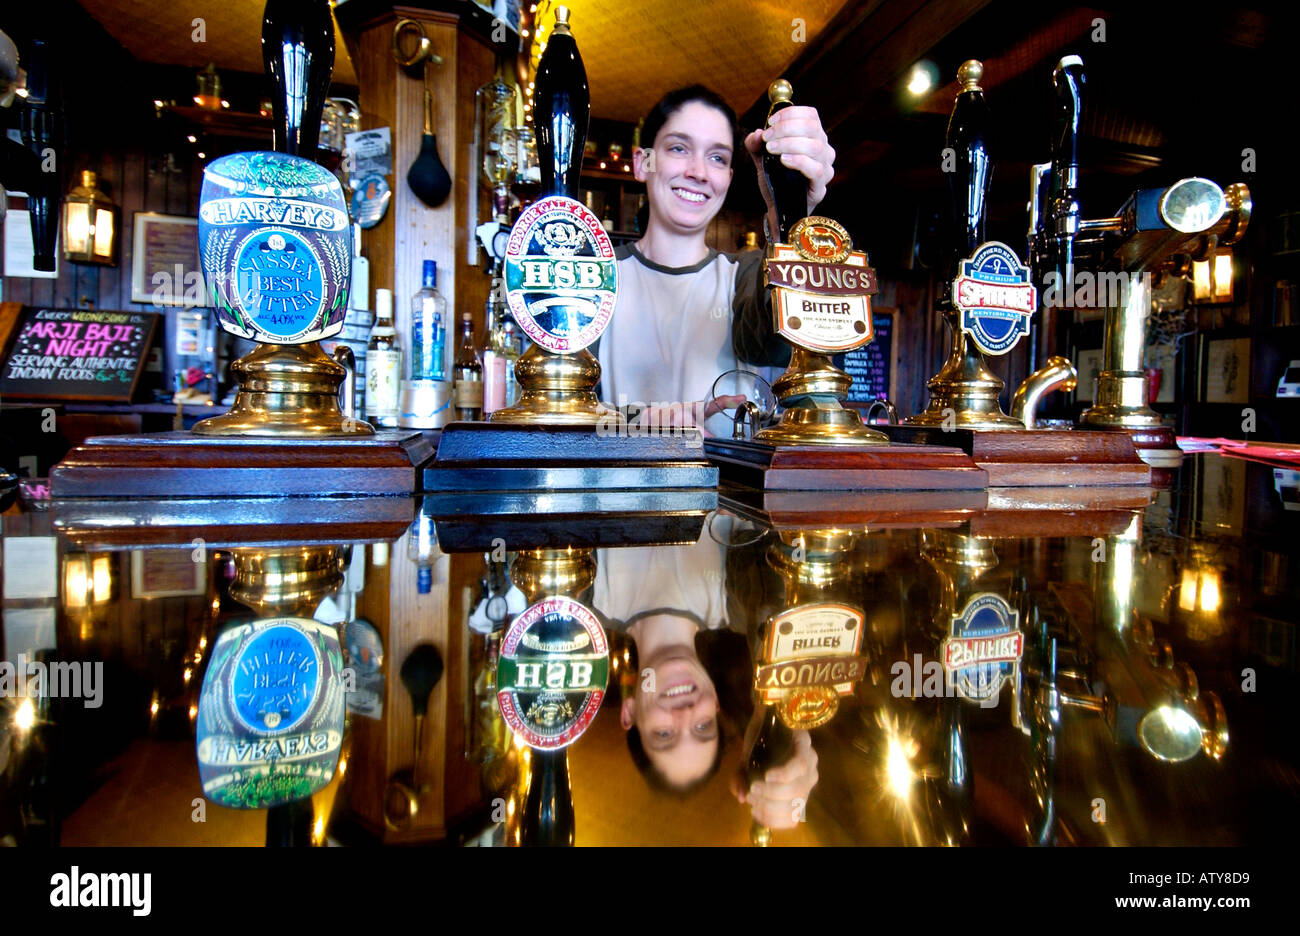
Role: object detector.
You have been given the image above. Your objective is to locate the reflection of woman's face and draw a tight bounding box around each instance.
[622,616,720,789]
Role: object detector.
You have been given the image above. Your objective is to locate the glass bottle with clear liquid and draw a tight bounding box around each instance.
[410,260,447,382]
[502,319,522,406]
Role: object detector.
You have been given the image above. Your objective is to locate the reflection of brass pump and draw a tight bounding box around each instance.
[1055,619,1228,763]
[1031,516,1227,764]
[229,546,345,616]
[501,544,595,848]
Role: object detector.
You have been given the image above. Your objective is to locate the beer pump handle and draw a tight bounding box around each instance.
[745,704,797,846]
[531,6,590,199]
[762,80,809,243]
[520,749,576,846]
[1048,55,1085,290]
[17,38,61,272]
[947,61,992,269]
[261,0,335,159]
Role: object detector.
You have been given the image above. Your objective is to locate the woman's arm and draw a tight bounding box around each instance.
[732,249,790,367]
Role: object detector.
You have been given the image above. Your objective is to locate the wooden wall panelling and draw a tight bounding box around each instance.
[122,149,148,313]
[454,28,496,345]
[3,143,201,326]
[345,531,454,842]
[381,528,451,842]
[442,551,486,829]
[356,10,455,350]
[392,15,452,349]
[355,20,397,314]
[356,9,495,351]
[344,541,392,836]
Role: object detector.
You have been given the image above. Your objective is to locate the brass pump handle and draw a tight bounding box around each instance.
[947,60,991,261]
[1047,56,1085,292]
[761,79,807,243]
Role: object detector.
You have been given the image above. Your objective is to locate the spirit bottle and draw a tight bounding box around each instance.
[453,312,484,421]
[410,260,447,382]
[502,319,522,406]
[481,278,510,414]
[364,288,400,428]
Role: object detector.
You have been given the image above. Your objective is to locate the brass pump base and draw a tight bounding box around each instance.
[904,315,1022,430]
[488,344,610,426]
[756,348,888,445]
[193,342,374,437]
[1075,267,1180,466]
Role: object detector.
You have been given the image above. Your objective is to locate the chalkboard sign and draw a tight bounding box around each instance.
[844,310,893,402]
[0,306,160,403]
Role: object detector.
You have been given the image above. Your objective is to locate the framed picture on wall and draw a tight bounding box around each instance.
[1074,348,1104,402]
[130,550,205,599]
[131,213,202,307]
[1203,337,1251,403]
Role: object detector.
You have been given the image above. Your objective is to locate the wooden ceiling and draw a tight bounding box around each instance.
[748,0,1285,271]
[553,0,849,124]
[58,0,1289,258]
[74,0,358,84]
[69,0,851,124]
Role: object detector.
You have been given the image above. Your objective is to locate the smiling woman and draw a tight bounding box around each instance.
[593,84,837,437]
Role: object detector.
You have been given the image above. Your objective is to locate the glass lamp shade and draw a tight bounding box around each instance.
[1192,252,1234,303]
[61,170,118,266]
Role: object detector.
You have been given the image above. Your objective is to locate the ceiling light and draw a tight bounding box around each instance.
[907,62,936,96]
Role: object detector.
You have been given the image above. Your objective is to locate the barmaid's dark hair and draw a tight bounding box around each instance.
[640,85,742,161]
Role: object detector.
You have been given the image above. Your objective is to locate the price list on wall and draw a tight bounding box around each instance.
[843,311,892,402]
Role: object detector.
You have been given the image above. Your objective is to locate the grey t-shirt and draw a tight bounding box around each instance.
[596,243,786,437]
